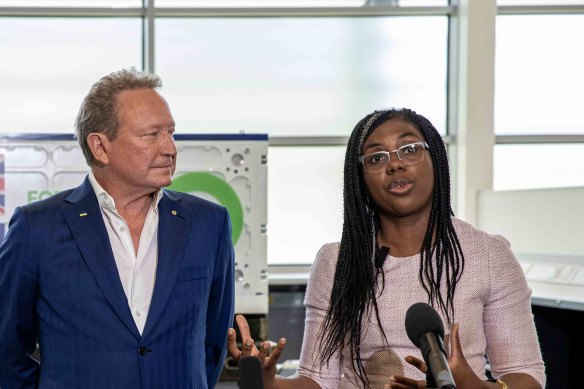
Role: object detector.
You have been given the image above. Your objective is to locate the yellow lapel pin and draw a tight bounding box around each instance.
[79,212,88,217]
[171,210,177,216]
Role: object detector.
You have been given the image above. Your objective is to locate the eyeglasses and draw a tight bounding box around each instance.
[359,141,430,174]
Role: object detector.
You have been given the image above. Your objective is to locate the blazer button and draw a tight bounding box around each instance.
[138,346,150,356]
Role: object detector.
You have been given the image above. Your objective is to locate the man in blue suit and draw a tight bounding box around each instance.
[0,68,235,388]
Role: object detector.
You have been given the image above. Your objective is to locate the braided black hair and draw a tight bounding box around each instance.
[318,108,465,387]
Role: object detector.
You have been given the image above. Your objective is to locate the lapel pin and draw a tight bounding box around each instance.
[79,212,88,217]
[171,210,177,216]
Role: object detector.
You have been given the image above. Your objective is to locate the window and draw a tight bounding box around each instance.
[0,3,450,265]
[154,0,448,7]
[494,12,584,191]
[494,144,584,190]
[495,15,584,135]
[0,0,140,6]
[498,0,584,4]
[268,146,345,265]
[0,18,142,133]
[156,16,447,137]
[157,15,447,263]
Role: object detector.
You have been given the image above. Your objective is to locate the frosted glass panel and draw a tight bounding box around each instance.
[268,146,345,264]
[156,0,366,6]
[155,0,446,6]
[494,144,584,191]
[0,0,139,5]
[0,18,142,133]
[495,15,584,135]
[157,17,447,136]
[402,0,446,4]
[498,0,584,4]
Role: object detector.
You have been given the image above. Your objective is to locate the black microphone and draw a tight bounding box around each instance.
[405,302,456,389]
[238,356,264,389]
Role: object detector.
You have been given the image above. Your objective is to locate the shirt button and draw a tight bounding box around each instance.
[121,226,126,232]
[135,310,141,317]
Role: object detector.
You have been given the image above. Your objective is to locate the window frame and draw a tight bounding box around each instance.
[493,4,584,192]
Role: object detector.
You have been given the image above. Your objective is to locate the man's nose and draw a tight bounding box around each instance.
[161,131,177,157]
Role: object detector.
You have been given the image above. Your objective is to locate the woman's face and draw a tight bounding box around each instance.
[361,118,434,219]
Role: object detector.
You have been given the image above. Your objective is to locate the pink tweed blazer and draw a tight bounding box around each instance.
[297,218,545,389]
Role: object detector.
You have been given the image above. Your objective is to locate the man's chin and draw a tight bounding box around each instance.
[146,177,172,190]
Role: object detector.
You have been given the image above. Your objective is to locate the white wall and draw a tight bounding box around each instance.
[477,187,584,256]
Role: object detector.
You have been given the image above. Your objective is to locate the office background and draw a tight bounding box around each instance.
[1,1,584,388]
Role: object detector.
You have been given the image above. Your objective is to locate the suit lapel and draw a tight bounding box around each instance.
[142,191,188,336]
[62,178,140,339]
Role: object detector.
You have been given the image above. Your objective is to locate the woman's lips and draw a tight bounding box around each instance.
[388,179,413,195]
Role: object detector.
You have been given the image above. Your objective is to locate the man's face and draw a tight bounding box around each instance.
[104,88,177,195]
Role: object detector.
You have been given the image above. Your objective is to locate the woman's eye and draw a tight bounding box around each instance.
[369,154,387,164]
[402,145,420,154]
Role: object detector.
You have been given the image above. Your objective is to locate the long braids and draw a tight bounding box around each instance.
[408,112,465,324]
[318,108,465,387]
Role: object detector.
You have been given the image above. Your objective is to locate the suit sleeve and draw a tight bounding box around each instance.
[205,207,235,387]
[0,207,40,388]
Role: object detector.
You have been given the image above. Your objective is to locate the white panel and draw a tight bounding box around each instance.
[477,187,584,256]
[0,135,268,314]
[478,189,584,310]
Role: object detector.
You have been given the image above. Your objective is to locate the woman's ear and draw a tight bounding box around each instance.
[86,132,110,165]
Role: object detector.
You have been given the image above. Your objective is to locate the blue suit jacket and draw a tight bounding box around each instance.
[0,177,235,389]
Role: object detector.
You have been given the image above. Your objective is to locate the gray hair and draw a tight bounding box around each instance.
[75,67,162,165]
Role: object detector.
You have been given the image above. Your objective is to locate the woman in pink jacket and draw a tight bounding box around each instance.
[228,108,545,389]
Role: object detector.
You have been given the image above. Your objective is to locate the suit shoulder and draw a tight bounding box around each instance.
[21,189,76,215]
[163,189,227,215]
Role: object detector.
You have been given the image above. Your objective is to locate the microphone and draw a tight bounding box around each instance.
[238,356,264,389]
[405,302,456,389]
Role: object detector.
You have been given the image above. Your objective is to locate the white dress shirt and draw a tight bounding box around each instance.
[88,172,162,335]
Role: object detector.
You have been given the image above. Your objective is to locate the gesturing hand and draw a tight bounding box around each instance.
[444,323,486,388]
[385,324,487,389]
[384,356,427,389]
[227,314,287,389]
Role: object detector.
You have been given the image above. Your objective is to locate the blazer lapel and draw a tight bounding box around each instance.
[62,178,140,339]
[142,191,188,336]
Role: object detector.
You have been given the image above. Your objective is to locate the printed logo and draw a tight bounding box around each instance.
[168,172,244,245]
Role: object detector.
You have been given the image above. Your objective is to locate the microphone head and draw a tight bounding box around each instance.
[238,356,264,389]
[405,302,445,347]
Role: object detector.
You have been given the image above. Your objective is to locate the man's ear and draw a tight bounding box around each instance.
[87,132,110,165]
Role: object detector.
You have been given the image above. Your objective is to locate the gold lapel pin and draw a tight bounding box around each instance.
[171,210,177,216]
[79,212,88,217]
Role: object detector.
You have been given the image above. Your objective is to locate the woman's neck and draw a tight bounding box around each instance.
[377,212,431,258]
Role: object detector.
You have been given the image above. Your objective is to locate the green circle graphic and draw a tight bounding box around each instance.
[168,172,243,244]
